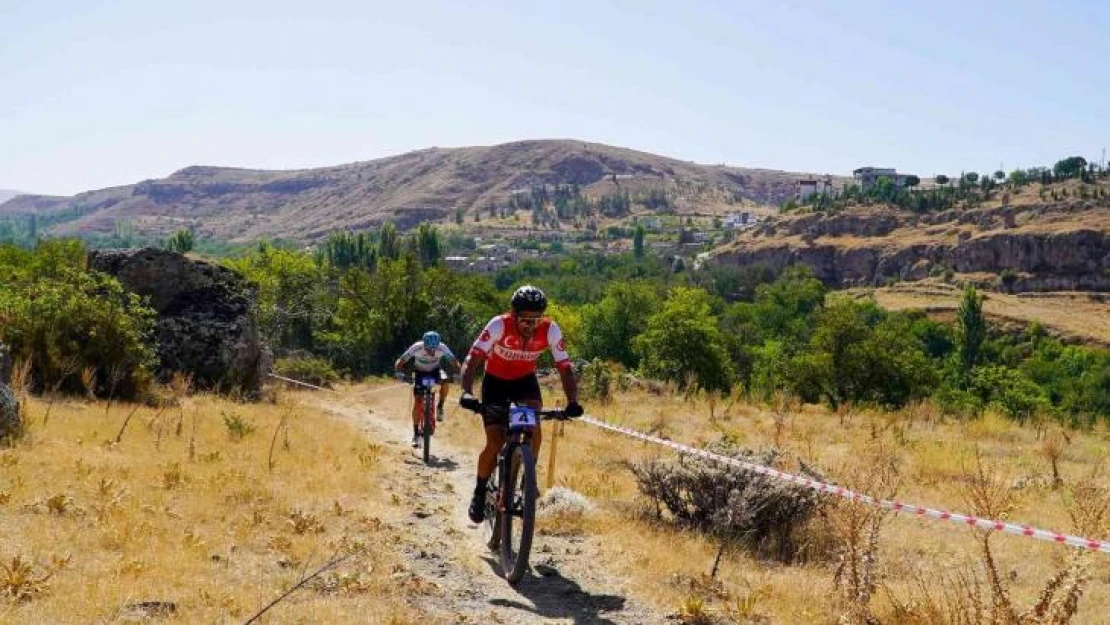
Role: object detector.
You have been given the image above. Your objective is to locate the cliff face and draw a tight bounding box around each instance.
[714,200,1110,292]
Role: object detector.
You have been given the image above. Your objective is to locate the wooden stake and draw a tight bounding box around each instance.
[546,406,564,490]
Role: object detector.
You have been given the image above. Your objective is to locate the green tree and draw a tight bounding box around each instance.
[935,174,950,186]
[164,228,195,253]
[225,245,333,353]
[1053,156,1087,179]
[993,170,1006,181]
[904,175,921,188]
[579,281,660,368]
[414,222,442,267]
[378,222,400,260]
[964,172,979,184]
[633,287,734,391]
[633,224,645,259]
[956,285,986,380]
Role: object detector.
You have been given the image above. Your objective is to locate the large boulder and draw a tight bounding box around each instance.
[0,343,20,443]
[88,248,272,397]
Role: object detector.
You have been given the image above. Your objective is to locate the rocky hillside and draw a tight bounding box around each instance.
[712,198,1110,292]
[0,140,824,243]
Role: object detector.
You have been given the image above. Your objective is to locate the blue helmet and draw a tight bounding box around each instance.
[422,331,440,349]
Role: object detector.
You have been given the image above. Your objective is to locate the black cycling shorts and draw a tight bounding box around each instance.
[411,369,445,396]
[480,373,541,427]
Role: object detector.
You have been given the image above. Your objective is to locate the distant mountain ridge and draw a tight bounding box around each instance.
[0,190,26,205]
[0,140,828,243]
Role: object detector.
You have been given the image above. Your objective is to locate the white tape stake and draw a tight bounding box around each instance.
[578,416,1110,555]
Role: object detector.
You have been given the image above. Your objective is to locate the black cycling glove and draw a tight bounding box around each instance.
[564,402,584,418]
[459,392,481,413]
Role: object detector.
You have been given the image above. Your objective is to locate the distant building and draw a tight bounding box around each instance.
[722,212,755,229]
[797,177,836,201]
[853,167,915,188]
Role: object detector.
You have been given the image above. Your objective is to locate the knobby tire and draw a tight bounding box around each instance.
[499,444,536,584]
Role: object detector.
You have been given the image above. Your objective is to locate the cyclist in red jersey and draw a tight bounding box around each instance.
[458,285,583,523]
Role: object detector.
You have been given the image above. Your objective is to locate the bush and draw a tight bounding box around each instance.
[629,442,826,561]
[0,241,156,399]
[274,356,339,389]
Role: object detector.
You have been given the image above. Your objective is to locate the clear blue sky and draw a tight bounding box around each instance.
[3,0,1107,196]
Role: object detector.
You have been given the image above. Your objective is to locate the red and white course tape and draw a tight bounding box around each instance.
[579,416,1110,555]
[264,372,1108,555]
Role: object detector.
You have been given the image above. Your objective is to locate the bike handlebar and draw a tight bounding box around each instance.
[462,402,571,420]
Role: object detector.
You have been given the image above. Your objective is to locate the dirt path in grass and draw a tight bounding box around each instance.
[312,384,666,625]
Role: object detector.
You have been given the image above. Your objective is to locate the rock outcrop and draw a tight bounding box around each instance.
[716,201,1110,292]
[0,343,20,443]
[88,248,272,396]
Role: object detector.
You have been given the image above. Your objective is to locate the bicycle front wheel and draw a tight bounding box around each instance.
[499,444,536,584]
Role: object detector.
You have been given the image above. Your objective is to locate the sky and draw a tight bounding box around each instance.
[2,0,1108,196]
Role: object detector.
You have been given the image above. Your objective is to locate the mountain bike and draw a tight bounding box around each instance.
[412,373,439,464]
[465,401,569,583]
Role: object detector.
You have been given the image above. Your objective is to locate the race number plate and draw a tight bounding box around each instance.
[418,375,438,388]
[509,406,538,428]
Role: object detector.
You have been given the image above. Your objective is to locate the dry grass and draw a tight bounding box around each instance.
[0,390,423,624]
[525,382,1110,624]
[867,282,1110,347]
[3,374,1108,623]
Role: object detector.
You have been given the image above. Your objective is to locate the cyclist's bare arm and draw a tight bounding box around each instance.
[557,364,578,405]
[460,352,483,394]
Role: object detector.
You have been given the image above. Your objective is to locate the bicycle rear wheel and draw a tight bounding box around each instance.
[499,444,536,584]
[422,396,433,465]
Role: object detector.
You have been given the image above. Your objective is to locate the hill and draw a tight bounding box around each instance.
[0,140,829,243]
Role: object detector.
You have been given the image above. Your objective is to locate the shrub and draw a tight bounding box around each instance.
[273,356,339,389]
[629,442,825,561]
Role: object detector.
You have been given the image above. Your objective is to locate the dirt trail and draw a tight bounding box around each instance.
[315,386,666,624]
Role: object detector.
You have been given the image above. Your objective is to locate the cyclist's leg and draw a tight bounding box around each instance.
[479,423,506,478]
[410,382,423,443]
[438,368,450,405]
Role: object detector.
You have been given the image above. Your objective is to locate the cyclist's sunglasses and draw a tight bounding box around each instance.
[515,314,542,327]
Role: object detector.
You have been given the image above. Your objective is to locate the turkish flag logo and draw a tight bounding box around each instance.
[479,329,491,342]
[556,339,566,352]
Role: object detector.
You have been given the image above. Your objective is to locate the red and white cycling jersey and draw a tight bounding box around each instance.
[468,313,572,379]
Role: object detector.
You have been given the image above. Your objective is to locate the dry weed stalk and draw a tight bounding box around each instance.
[41,355,78,426]
[831,443,901,625]
[770,391,798,447]
[113,403,144,444]
[79,366,96,400]
[10,357,32,398]
[1039,430,1068,489]
[103,363,127,416]
[268,398,297,472]
[892,450,1099,625]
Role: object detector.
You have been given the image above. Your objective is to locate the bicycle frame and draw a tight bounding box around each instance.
[413,373,438,463]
